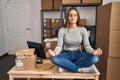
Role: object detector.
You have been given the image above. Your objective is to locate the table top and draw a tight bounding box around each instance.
[7,60,100,79]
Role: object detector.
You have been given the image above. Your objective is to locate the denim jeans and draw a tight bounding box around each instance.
[51,50,99,72]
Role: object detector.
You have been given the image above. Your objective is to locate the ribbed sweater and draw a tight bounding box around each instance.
[54,27,94,55]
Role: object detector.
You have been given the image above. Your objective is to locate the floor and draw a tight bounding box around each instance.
[0,54,15,80]
[0,54,88,80]
[0,54,51,80]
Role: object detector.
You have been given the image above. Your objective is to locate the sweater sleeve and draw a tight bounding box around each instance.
[82,27,94,53]
[54,28,64,55]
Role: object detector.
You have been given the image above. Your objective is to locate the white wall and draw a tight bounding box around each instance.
[78,7,96,25]
[0,0,6,56]
[103,0,120,5]
[31,0,41,43]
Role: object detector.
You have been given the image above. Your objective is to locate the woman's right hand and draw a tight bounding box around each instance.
[47,49,55,57]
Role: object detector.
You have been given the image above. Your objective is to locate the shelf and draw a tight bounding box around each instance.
[41,10,61,12]
[43,27,61,30]
[59,3,102,48]
[61,3,102,7]
[41,1,102,47]
[84,25,96,29]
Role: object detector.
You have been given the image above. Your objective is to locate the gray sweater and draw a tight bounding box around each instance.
[54,27,94,55]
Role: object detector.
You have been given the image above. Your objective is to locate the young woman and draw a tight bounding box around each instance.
[47,7,102,73]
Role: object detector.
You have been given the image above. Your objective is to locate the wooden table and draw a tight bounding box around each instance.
[7,60,100,80]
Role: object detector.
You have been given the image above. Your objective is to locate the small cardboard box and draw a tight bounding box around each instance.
[15,48,36,70]
[16,48,34,57]
[82,0,101,4]
[43,41,57,58]
[51,18,60,28]
[62,0,81,4]
[41,0,53,10]
[107,58,120,80]
[43,41,57,52]
[44,30,51,38]
[44,18,51,28]
[44,33,51,38]
[54,0,62,10]
[80,19,86,26]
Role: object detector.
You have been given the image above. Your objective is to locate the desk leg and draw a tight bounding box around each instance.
[95,75,99,80]
[27,78,30,80]
[52,78,54,80]
[9,75,14,80]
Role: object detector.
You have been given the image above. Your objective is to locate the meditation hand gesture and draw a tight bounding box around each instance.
[47,49,55,57]
[92,48,102,56]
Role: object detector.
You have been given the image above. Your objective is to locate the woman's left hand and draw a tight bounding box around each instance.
[92,48,102,56]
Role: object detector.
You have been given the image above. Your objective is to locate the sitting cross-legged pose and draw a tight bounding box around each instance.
[47,7,102,73]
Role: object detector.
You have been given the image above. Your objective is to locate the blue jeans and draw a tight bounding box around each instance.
[51,50,99,72]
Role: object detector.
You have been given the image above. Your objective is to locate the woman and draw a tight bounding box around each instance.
[47,7,102,73]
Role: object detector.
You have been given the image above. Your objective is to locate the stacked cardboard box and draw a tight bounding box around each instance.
[43,41,57,52]
[42,38,58,57]
[41,0,62,10]
[54,0,62,10]
[44,18,51,28]
[82,0,101,4]
[62,0,81,4]
[44,18,60,28]
[51,18,60,28]
[15,48,36,70]
[80,19,86,26]
[43,41,57,58]
[41,0,53,10]
[44,30,51,38]
[62,0,101,4]
[41,0,102,10]
[96,2,120,80]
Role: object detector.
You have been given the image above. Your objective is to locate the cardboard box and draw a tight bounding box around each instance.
[106,58,120,80]
[43,41,57,52]
[44,18,51,28]
[96,2,120,58]
[41,0,53,10]
[109,31,120,57]
[43,41,57,58]
[96,2,120,80]
[51,18,60,28]
[82,0,101,4]
[16,48,35,57]
[44,30,51,38]
[44,30,51,33]
[54,0,62,10]
[110,2,120,30]
[80,19,86,26]
[62,0,81,4]
[96,29,120,58]
[15,56,36,70]
[15,49,36,70]
[44,34,51,38]
[97,2,120,30]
